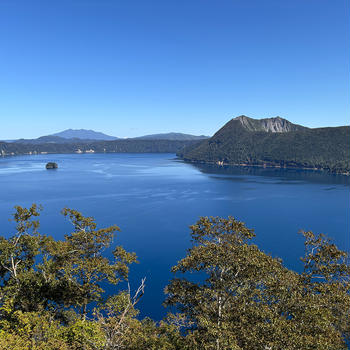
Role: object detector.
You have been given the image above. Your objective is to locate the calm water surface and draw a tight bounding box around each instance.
[0,153,349,319]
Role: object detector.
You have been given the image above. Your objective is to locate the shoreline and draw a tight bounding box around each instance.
[1,151,349,176]
[179,157,350,176]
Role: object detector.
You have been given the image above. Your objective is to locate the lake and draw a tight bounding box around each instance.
[0,153,349,320]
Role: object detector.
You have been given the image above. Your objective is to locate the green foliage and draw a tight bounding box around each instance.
[64,318,105,350]
[0,205,184,349]
[165,216,350,350]
[0,205,348,349]
[0,204,49,312]
[44,208,136,317]
[0,204,137,318]
[178,117,350,173]
[0,139,198,157]
[0,309,70,350]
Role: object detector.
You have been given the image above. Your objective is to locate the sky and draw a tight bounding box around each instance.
[0,0,348,139]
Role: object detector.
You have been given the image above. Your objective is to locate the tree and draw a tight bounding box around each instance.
[1,207,348,349]
[0,204,49,312]
[93,278,146,349]
[165,216,350,350]
[0,205,138,319]
[43,208,137,318]
[297,230,350,348]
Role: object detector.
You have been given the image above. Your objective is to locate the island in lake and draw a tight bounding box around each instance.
[46,162,58,169]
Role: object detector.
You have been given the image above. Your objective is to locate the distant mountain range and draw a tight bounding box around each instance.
[134,132,208,141]
[1,118,349,174]
[51,129,119,141]
[4,129,209,144]
[177,116,350,174]
[12,135,99,145]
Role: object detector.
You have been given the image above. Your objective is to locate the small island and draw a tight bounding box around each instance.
[46,162,58,169]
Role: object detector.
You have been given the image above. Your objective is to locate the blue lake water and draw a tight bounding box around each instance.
[0,153,349,320]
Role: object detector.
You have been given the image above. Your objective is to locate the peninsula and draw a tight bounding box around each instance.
[177,116,350,174]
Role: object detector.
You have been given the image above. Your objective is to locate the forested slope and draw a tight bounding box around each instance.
[0,139,197,156]
[178,116,350,174]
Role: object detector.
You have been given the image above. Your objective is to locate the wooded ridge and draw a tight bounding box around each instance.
[177,116,350,174]
[0,139,198,156]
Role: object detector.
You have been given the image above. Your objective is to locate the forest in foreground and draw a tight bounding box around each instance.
[0,205,349,350]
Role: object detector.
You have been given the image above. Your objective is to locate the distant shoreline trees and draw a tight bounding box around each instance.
[0,206,348,349]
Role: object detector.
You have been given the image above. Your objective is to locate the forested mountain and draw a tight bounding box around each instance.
[177,116,350,174]
[0,139,198,156]
[2,116,349,174]
[134,132,209,140]
[5,131,208,144]
[51,129,119,140]
[13,135,98,144]
[8,129,118,144]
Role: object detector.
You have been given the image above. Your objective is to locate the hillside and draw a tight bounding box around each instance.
[177,116,350,174]
[0,139,198,156]
[13,135,98,144]
[134,132,209,141]
[6,131,208,144]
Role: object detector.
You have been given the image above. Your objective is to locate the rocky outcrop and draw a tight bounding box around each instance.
[234,115,306,133]
[46,162,58,169]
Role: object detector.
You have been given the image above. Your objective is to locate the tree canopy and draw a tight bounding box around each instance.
[165,216,350,350]
[0,206,348,349]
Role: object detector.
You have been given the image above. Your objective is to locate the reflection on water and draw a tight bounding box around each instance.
[184,161,350,186]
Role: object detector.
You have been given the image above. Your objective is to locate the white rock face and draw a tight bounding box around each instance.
[234,116,305,133]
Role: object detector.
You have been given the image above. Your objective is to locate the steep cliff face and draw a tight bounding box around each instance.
[233,115,306,133]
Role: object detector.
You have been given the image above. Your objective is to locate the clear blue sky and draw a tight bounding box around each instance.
[0,0,348,139]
